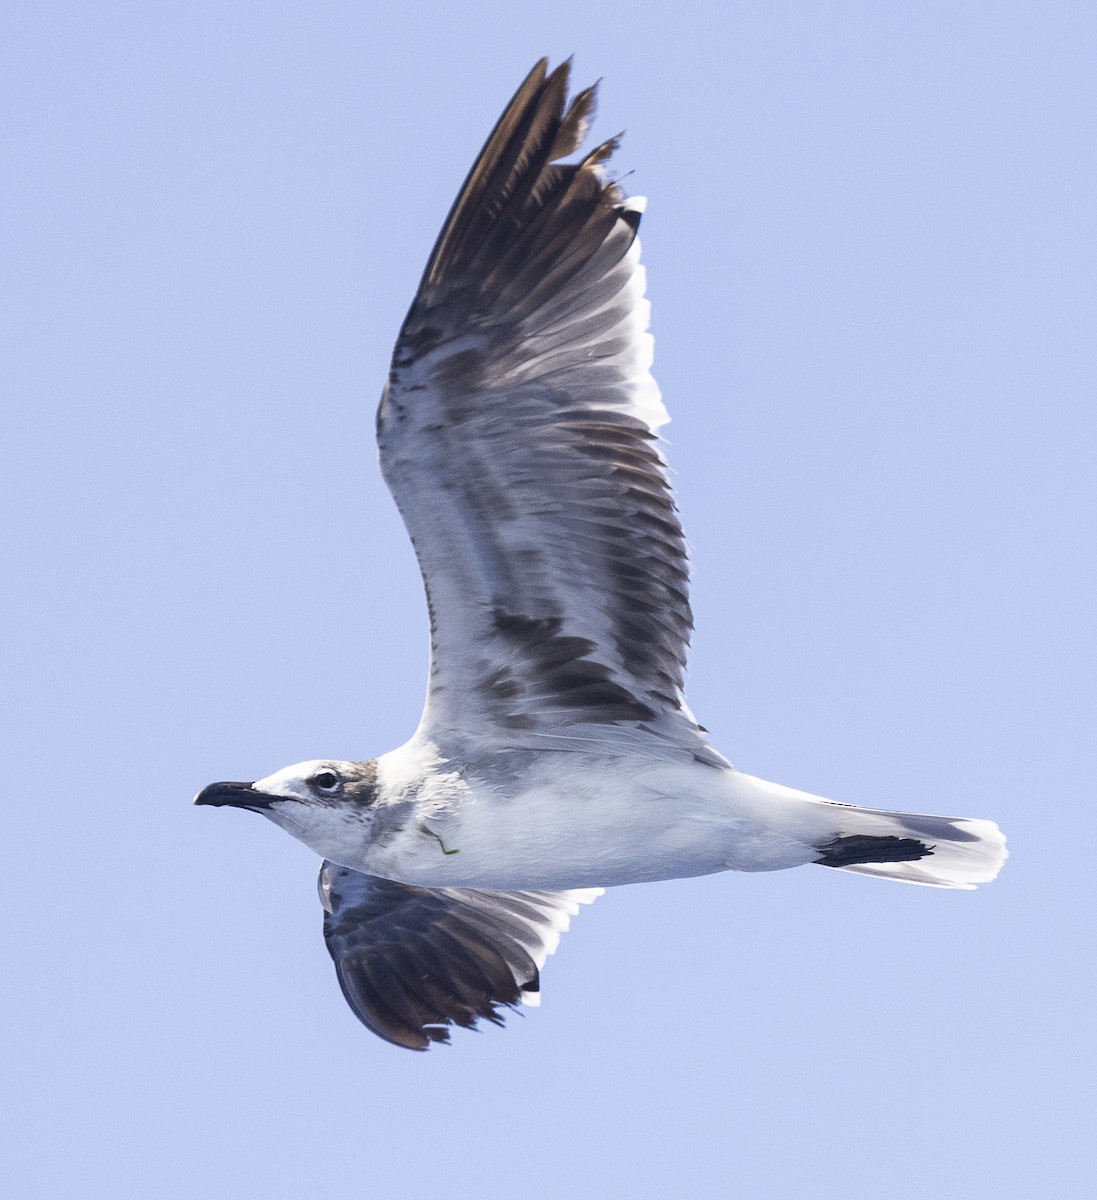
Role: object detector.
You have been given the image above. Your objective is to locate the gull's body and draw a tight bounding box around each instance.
[258,743,998,895]
[366,748,801,891]
[260,747,821,892]
[197,60,1007,1050]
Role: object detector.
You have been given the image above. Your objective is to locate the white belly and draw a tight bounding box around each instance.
[366,750,826,891]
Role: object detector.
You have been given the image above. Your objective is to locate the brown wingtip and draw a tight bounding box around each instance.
[409,59,633,319]
[549,82,598,160]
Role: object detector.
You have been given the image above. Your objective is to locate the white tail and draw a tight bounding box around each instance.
[813,803,1008,890]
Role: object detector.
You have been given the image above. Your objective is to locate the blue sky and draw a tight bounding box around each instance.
[3,2,1094,1196]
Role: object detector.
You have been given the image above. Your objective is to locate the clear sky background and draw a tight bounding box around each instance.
[3,2,1094,1197]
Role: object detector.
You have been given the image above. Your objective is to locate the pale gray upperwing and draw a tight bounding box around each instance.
[378,60,719,760]
[319,861,600,1050]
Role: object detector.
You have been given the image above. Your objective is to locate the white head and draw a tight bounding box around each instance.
[195,758,382,865]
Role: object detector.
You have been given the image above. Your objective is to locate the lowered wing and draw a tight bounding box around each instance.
[319,861,601,1050]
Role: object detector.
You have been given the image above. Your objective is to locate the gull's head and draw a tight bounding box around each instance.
[195,759,380,863]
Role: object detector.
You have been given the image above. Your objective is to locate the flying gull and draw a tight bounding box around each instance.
[196,60,1007,1050]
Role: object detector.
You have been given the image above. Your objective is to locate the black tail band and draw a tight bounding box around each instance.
[815,834,934,869]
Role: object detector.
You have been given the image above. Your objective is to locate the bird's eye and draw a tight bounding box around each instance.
[312,770,341,793]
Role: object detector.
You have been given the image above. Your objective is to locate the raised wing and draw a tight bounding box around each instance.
[379,59,709,755]
[319,862,601,1050]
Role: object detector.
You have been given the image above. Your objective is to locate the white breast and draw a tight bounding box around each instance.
[368,747,823,891]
